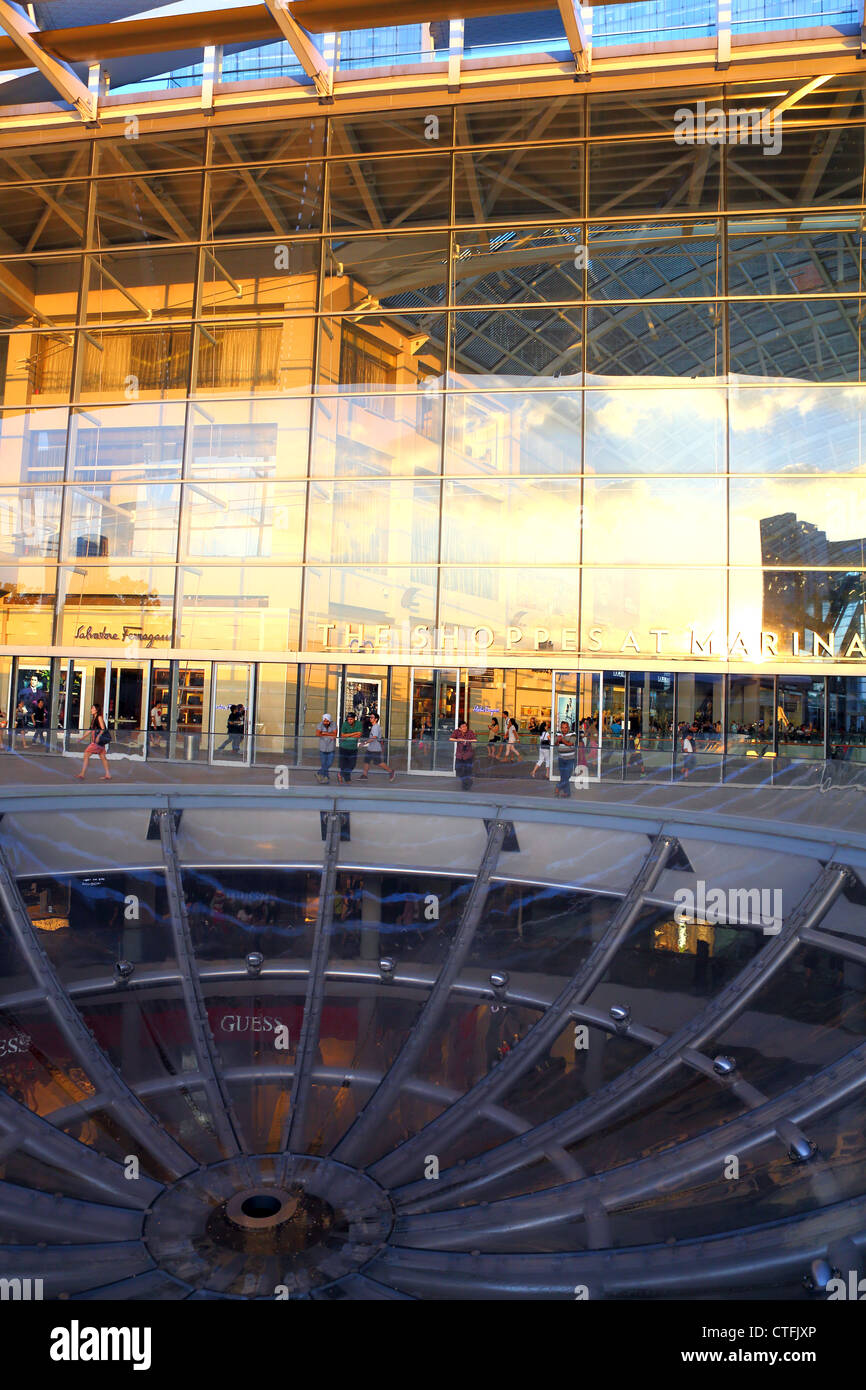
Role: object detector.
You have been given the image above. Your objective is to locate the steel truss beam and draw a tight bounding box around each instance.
[280,810,342,1160]
[265,0,333,99]
[158,810,247,1158]
[0,843,193,1179]
[333,819,508,1166]
[371,830,675,1187]
[395,861,852,1213]
[0,1,95,120]
[395,1036,866,1247]
[557,0,590,76]
[0,1177,142,1244]
[0,1087,162,1207]
[364,1193,866,1298]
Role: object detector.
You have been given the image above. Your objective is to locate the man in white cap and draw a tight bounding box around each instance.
[315,714,337,783]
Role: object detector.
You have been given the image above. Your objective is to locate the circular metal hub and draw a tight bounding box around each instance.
[143,1154,394,1297]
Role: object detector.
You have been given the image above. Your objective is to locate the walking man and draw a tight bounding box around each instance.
[554,720,576,797]
[360,710,396,782]
[451,719,477,791]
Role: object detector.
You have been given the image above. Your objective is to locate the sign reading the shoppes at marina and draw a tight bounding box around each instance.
[316,623,866,660]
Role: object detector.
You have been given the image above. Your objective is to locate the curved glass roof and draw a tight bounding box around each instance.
[0,795,864,1298]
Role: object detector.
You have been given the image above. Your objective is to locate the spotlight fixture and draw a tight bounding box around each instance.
[712,1055,736,1076]
[114,959,134,985]
[609,1004,631,1032]
[378,957,396,983]
[246,952,264,977]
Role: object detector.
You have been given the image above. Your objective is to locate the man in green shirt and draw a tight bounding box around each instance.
[338,710,362,783]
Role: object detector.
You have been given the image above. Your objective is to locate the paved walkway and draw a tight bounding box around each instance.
[1,745,865,844]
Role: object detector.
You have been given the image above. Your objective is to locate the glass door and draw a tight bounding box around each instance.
[107,660,148,759]
[409,668,459,773]
[553,671,601,781]
[211,663,254,764]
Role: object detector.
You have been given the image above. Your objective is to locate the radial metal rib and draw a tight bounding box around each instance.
[0,844,193,1178]
[372,831,675,1186]
[394,861,851,1213]
[333,819,508,1167]
[280,810,342,1162]
[158,810,246,1158]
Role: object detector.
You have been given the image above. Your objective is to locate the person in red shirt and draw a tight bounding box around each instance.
[450,719,477,791]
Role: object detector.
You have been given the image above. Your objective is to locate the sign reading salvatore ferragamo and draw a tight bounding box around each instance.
[316,623,866,660]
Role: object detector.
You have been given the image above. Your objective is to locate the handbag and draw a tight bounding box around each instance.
[96,728,111,747]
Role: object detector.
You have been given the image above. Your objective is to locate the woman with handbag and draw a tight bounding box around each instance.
[76,704,112,781]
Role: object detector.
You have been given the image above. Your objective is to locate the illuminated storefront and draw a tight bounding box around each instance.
[0,82,865,776]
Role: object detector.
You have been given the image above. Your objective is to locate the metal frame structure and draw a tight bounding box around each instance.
[0,784,864,1297]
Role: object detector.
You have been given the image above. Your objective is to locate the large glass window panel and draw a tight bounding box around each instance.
[587,140,721,217]
[93,172,204,247]
[0,330,74,406]
[0,408,67,485]
[84,248,197,323]
[189,397,311,480]
[201,240,318,316]
[729,383,866,475]
[454,226,585,307]
[580,569,727,654]
[327,153,452,230]
[730,478,866,568]
[0,182,88,253]
[588,220,722,299]
[182,480,306,561]
[587,301,723,376]
[445,390,581,475]
[729,298,865,381]
[438,567,580,657]
[585,385,725,473]
[69,403,185,482]
[302,566,437,651]
[80,326,192,401]
[455,144,584,224]
[254,661,300,763]
[442,478,582,566]
[588,87,725,138]
[456,96,584,144]
[94,130,206,173]
[317,314,446,393]
[726,125,866,209]
[23,870,174,979]
[0,563,56,644]
[0,140,91,185]
[0,255,81,332]
[583,478,725,566]
[676,672,725,772]
[777,675,824,756]
[323,233,449,314]
[307,479,439,564]
[63,481,179,562]
[828,675,866,753]
[210,119,326,165]
[57,564,175,648]
[176,564,302,652]
[729,568,866,659]
[0,487,61,559]
[452,307,583,379]
[728,214,866,296]
[205,163,323,237]
[330,107,454,154]
[195,319,314,394]
[310,393,442,478]
[727,674,775,756]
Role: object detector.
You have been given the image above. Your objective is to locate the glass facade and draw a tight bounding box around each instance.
[0,82,864,772]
